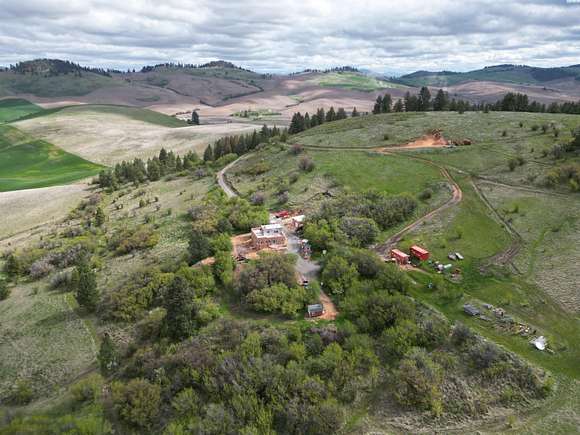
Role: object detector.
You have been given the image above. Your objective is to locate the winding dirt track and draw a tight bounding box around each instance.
[374,165,463,256]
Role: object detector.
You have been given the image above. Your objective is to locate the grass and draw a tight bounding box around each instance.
[0,99,44,123]
[15,104,187,128]
[228,145,445,209]
[309,72,406,92]
[0,71,117,98]
[0,282,97,402]
[0,124,102,192]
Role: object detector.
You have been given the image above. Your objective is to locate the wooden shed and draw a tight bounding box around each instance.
[307,304,325,318]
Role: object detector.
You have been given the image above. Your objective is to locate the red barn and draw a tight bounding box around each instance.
[410,245,430,261]
[390,249,410,265]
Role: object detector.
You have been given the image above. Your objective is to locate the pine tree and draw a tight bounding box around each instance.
[191,110,200,125]
[98,333,120,374]
[381,94,392,113]
[73,258,99,312]
[163,276,196,340]
[203,145,213,162]
[373,96,383,114]
[351,107,359,117]
[94,207,106,227]
[433,89,448,111]
[326,107,336,122]
[393,99,404,112]
[304,113,311,129]
[418,86,432,111]
[147,158,161,181]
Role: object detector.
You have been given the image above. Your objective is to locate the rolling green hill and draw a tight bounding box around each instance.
[396,64,580,87]
[0,98,44,123]
[0,124,102,192]
[310,71,406,91]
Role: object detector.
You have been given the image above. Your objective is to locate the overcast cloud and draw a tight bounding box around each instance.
[1,0,580,74]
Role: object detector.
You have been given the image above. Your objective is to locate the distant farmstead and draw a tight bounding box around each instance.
[251,224,287,249]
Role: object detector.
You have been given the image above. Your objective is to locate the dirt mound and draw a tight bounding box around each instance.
[397,133,449,149]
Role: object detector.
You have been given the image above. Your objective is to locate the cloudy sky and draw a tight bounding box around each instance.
[1,0,580,74]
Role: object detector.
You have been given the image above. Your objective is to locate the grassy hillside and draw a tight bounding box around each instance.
[16,104,187,127]
[0,71,120,98]
[0,125,102,192]
[310,71,406,91]
[0,98,44,123]
[397,64,580,87]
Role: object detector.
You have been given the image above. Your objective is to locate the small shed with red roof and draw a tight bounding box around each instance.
[390,249,410,265]
[410,245,430,261]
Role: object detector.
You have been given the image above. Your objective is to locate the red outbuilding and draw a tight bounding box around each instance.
[390,249,410,265]
[410,245,430,261]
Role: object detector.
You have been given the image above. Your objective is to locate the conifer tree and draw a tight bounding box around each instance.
[351,107,359,117]
[381,94,392,113]
[373,95,383,114]
[95,207,106,227]
[98,333,120,374]
[203,144,214,162]
[163,276,196,340]
[73,258,99,312]
[191,110,200,125]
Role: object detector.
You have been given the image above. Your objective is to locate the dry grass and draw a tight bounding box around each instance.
[0,283,97,402]
[0,183,90,243]
[14,109,259,165]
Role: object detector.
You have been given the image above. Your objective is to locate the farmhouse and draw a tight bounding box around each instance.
[251,223,287,249]
[390,249,410,265]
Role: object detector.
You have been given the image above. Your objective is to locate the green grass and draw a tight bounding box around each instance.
[0,125,102,192]
[0,98,44,123]
[15,104,187,127]
[310,72,406,92]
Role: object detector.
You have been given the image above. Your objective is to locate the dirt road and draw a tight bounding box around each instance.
[374,166,463,256]
[217,155,248,198]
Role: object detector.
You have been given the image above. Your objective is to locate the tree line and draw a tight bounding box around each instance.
[288,106,358,134]
[373,88,580,115]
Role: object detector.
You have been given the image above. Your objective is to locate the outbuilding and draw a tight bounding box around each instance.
[307,304,325,318]
[410,245,430,261]
[463,304,480,316]
[390,249,410,265]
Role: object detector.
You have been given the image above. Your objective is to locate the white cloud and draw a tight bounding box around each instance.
[1,0,580,73]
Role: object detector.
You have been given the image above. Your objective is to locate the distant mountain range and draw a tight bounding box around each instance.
[393,64,580,87]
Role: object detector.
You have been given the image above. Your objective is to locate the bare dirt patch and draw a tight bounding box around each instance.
[382,133,449,150]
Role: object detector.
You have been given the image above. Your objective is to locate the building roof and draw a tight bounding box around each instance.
[292,215,305,223]
[308,304,324,313]
[251,224,285,239]
[463,304,480,316]
[391,249,409,258]
[411,245,429,255]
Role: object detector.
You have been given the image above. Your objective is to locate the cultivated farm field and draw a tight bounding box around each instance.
[13,105,261,165]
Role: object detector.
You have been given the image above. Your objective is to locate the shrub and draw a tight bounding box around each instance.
[531,124,539,132]
[9,379,33,405]
[70,374,103,404]
[451,322,475,347]
[246,283,308,317]
[508,159,518,171]
[49,270,73,290]
[278,191,289,204]
[0,279,10,300]
[501,130,507,137]
[470,342,501,369]
[418,188,433,200]
[111,379,161,429]
[109,225,159,255]
[250,192,265,205]
[298,156,315,172]
[289,143,304,155]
